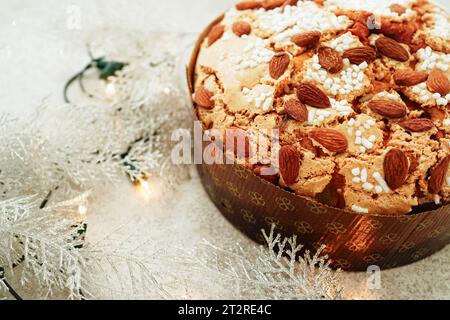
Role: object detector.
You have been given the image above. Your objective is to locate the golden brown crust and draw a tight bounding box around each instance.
[193,0,450,215]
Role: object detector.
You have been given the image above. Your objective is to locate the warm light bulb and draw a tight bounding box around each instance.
[78,204,87,216]
[140,180,151,193]
[105,82,116,99]
[136,178,162,201]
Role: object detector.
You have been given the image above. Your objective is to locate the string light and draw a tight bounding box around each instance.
[105,82,116,99]
[63,55,126,103]
[78,204,88,216]
[136,178,163,201]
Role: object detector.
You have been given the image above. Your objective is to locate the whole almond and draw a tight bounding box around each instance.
[269,52,290,80]
[236,0,263,10]
[389,4,406,15]
[384,149,409,190]
[263,0,285,10]
[342,46,377,65]
[208,24,225,46]
[285,99,308,122]
[376,37,410,62]
[253,166,278,184]
[297,83,331,109]
[368,99,407,119]
[232,21,252,37]
[318,47,344,74]
[349,21,370,44]
[310,128,348,153]
[194,87,215,109]
[428,156,450,194]
[279,145,301,185]
[399,118,435,132]
[291,31,321,48]
[394,70,428,86]
[427,69,450,96]
[282,0,299,7]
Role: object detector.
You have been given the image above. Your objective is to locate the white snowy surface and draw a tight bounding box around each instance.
[0,0,449,300]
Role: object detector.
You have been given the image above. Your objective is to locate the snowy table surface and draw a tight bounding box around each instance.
[1,0,449,300]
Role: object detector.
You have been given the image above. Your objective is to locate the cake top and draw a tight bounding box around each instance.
[193,0,450,216]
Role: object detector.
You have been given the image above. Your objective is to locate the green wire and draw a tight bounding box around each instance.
[63,57,126,103]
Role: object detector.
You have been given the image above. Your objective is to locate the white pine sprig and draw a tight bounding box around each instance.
[75,248,174,300]
[0,193,88,299]
[187,225,342,300]
[0,33,193,299]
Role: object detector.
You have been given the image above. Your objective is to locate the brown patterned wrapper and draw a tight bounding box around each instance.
[187,16,450,271]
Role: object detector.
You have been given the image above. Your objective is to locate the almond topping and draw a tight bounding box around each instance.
[368,99,407,119]
[269,52,290,80]
[384,149,409,190]
[393,70,428,86]
[297,83,331,109]
[349,22,370,44]
[375,37,410,62]
[282,0,299,8]
[318,47,344,74]
[310,128,348,153]
[232,21,252,37]
[291,31,321,48]
[235,0,263,10]
[262,0,285,10]
[194,87,215,109]
[429,156,450,194]
[399,119,435,132]
[285,99,308,122]
[279,145,301,185]
[427,69,450,96]
[342,46,377,65]
[208,24,225,46]
[389,4,407,15]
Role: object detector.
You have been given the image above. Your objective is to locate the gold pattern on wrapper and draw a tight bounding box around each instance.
[326,222,348,235]
[307,200,328,215]
[242,209,257,225]
[399,242,416,253]
[233,164,250,179]
[416,220,433,232]
[227,182,241,198]
[188,15,450,272]
[380,234,401,245]
[221,198,235,215]
[249,191,266,207]
[397,214,419,224]
[428,226,447,239]
[276,197,295,212]
[345,239,369,252]
[363,254,383,264]
[295,221,314,234]
[212,176,221,187]
[334,259,352,270]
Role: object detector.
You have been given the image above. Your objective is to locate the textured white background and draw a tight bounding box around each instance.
[1,0,450,299]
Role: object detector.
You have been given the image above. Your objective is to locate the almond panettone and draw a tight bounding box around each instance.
[193,0,450,216]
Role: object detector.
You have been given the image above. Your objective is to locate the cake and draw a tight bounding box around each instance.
[193,0,450,216]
